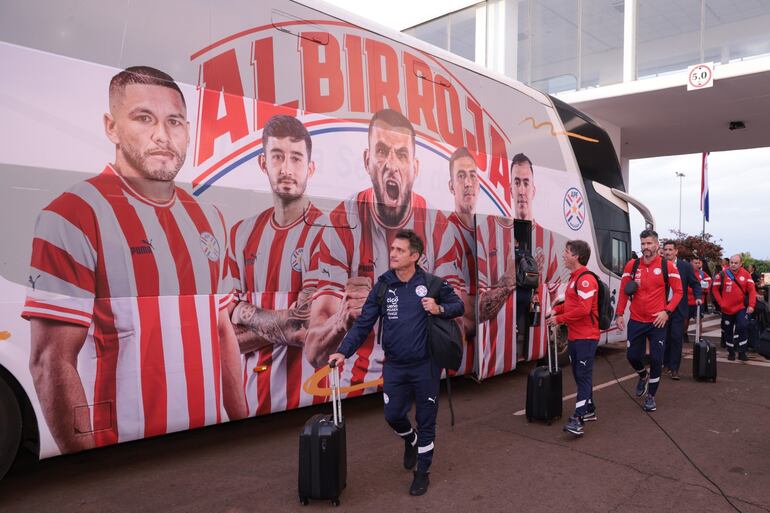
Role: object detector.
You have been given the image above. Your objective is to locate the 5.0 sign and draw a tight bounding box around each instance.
[687,63,714,91]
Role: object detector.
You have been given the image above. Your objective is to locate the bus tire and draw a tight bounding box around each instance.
[0,376,23,480]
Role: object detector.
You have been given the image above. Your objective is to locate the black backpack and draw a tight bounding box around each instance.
[574,271,613,330]
[516,252,540,289]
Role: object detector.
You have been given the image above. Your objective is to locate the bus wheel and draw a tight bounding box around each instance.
[0,377,22,480]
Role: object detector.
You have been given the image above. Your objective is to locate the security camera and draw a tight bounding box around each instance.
[728,121,746,131]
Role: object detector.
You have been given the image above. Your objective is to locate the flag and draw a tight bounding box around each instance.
[700,152,709,222]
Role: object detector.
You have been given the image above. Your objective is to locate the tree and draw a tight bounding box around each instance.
[665,230,724,273]
[740,252,770,274]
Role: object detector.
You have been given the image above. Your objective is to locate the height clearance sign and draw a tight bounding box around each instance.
[687,63,714,91]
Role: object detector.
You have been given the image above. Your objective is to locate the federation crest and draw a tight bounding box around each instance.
[291,248,304,273]
[563,187,586,231]
[199,232,220,261]
[582,280,590,288]
[653,268,661,275]
[415,285,428,297]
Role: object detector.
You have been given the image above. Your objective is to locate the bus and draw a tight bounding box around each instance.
[0,0,651,477]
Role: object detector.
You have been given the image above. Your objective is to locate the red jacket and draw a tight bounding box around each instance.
[616,256,683,323]
[553,266,599,341]
[712,268,757,315]
[688,270,711,306]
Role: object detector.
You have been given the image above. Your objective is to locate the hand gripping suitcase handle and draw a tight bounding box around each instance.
[329,361,343,426]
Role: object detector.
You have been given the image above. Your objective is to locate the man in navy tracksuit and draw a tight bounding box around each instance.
[662,241,702,380]
[329,229,463,496]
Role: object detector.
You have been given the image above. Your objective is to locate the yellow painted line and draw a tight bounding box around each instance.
[513,371,638,416]
[303,364,384,397]
[520,117,600,143]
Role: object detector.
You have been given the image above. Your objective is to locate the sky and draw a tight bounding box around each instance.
[323,0,770,260]
[628,148,770,259]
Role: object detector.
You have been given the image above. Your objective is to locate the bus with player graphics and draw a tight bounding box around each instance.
[0,0,652,477]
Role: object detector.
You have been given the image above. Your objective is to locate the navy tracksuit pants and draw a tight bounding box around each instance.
[663,310,687,372]
[382,359,441,473]
[568,339,598,417]
[627,320,666,396]
[722,309,749,356]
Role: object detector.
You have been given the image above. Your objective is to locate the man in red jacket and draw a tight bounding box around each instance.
[547,240,599,436]
[712,254,757,361]
[616,230,683,413]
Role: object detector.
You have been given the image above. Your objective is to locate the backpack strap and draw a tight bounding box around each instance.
[374,280,388,345]
[423,272,457,427]
[631,258,641,280]
[574,270,598,325]
[424,272,443,299]
[662,257,670,300]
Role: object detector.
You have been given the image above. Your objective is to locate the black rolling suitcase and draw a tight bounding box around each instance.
[692,305,717,382]
[298,362,346,506]
[526,326,562,424]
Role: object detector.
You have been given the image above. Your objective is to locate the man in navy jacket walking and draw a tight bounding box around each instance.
[662,241,702,379]
[329,229,464,496]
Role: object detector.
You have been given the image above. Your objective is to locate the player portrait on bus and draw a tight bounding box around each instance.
[304,109,462,391]
[227,114,326,415]
[21,66,247,454]
[512,152,568,359]
[445,146,481,375]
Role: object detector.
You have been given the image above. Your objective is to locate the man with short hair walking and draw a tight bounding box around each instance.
[329,230,464,496]
[616,230,683,412]
[546,240,599,436]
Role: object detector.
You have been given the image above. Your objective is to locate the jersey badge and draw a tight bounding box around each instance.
[415,285,428,297]
[199,232,220,261]
[653,268,662,275]
[291,248,304,272]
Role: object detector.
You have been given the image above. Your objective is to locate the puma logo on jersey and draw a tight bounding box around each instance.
[130,239,154,255]
[427,397,436,404]
[28,274,41,290]
[388,289,397,296]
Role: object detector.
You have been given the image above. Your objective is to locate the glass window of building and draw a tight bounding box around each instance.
[704,0,770,64]
[637,0,701,79]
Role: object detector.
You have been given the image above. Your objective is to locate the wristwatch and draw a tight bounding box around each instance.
[664,309,672,315]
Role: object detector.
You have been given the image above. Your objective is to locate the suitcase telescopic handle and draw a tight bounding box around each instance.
[328,361,342,426]
[695,304,701,341]
[547,325,558,373]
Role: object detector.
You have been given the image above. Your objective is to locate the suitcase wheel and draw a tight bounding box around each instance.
[299,497,309,506]
[332,499,341,507]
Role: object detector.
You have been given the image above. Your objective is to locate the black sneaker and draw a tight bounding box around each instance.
[635,374,649,397]
[403,436,418,470]
[563,415,584,436]
[727,352,736,361]
[409,471,430,496]
[738,352,749,361]
[582,410,598,422]
[643,394,657,412]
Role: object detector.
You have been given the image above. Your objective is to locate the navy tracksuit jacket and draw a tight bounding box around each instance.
[337,267,463,472]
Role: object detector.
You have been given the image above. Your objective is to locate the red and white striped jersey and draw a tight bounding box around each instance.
[22,165,234,447]
[318,188,462,395]
[528,223,568,362]
[228,204,326,415]
[476,216,516,379]
[446,212,477,377]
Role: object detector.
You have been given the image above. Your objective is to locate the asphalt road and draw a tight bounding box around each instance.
[2,321,769,513]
